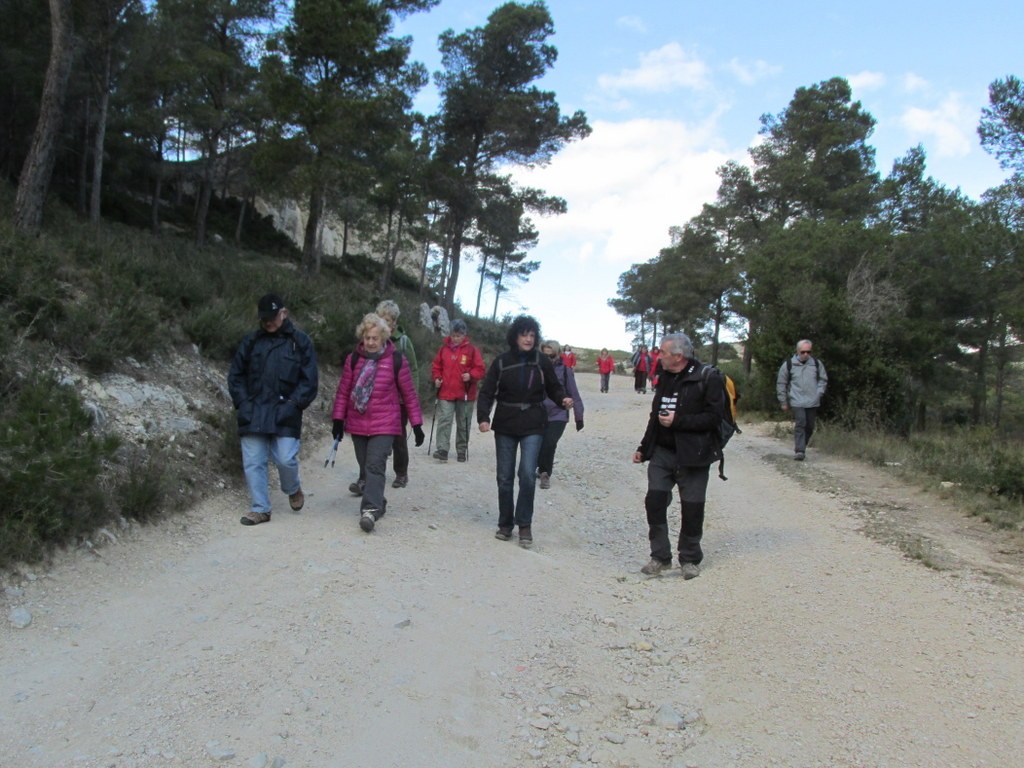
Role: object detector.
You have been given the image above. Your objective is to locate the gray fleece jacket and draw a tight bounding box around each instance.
[776,354,828,408]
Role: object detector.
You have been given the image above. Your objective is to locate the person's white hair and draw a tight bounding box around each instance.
[661,332,694,358]
[355,313,390,340]
[375,299,400,321]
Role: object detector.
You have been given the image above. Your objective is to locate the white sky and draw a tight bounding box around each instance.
[395,0,1021,351]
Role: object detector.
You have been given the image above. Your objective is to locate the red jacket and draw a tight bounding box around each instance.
[598,354,615,374]
[332,340,423,436]
[431,335,486,401]
[561,351,577,368]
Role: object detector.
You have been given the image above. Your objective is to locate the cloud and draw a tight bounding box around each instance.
[726,58,782,86]
[898,94,974,157]
[597,43,710,94]
[901,73,929,92]
[509,118,735,266]
[847,70,886,92]
[615,15,647,34]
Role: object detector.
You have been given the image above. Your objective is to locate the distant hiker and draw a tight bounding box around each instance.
[332,313,425,534]
[561,345,577,369]
[631,345,651,394]
[429,318,485,463]
[597,348,615,393]
[537,340,585,490]
[632,333,724,580]
[648,346,662,389]
[478,315,572,549]
[776,339,828,461]
[228,293,318,526]
[375,299,419,488]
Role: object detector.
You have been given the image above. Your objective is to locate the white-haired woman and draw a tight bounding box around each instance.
[332,313,425,533]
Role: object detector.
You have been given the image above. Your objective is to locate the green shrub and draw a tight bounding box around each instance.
[0,369,120,566]
[115,447,168,524]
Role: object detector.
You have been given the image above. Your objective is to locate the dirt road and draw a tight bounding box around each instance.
[3,371,1023,767]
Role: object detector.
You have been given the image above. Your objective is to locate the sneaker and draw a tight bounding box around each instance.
[640,557,671,575]
[240,511,271,526]
[432,450,448,462]
[538,472,551,490]
[518,526,533,549]
[360,510,377,533]
[794,452,805,461]
[681,562,700,580]
[348,480,365,495]
[494,526,513,541]
[288,489,304,511]
[456,452,467,462]
[392,474,408,488]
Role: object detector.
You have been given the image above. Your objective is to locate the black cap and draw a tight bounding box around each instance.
[258,293,285,320]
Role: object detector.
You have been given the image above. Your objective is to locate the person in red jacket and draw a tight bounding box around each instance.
[561,345,577,369]
[648,346,662,389]
[597,348,615,392]
[430,319,486,462]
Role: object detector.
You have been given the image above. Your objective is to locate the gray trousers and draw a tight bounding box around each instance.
[792,406,818,453]
[351,434,394,515]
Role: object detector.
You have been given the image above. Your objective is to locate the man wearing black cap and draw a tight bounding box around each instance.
[228,293,319,525]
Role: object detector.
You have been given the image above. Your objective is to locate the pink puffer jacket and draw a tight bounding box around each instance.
[332,340,423,436]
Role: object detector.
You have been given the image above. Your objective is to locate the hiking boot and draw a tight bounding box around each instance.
[288,489,304,511]
[456,451,467,462]
[681,562,700,580]
[518,526,533,549]
[538,472,550,490]
[494,526,513,541]
[392,474,408,488]
[348,479,365,495]
[360,509,377,533]
[240,511,271,526]
[640,557,671,575]
[432,450,448,462]
[794,452,805,461]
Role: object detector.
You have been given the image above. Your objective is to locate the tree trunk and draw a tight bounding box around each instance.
[195,176,212,247]
[13,0,75,236]
[151,170,163,235]
[443,217,466,314]
[234,197,247,244]
[474,253,489,317]
[89,46,111,224]
[379,207,395,293]
[77,96,90,215]
[302,185,324,276]
[491,258,507,322]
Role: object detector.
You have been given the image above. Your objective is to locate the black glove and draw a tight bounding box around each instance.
[413,424,425,446]
[332,419,345,440]
[576,420,584,432]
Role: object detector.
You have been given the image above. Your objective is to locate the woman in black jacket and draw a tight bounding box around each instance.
[477,315,572,548]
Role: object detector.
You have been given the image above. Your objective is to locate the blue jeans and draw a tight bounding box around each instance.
[494,432,543,529]
[241,435,301,514]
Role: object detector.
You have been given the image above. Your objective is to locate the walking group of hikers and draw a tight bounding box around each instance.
[228,292,826,577]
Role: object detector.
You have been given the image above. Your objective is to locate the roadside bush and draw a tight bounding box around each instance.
[0,369,121,567]
[115,446,169,524]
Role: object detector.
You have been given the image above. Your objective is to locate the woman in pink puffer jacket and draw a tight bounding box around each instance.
[332,313,424,533]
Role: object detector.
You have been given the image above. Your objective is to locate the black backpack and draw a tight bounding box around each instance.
[699,365,742,480]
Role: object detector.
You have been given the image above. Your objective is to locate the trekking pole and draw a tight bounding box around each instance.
[323,437,340,468]
[426,398,438,454]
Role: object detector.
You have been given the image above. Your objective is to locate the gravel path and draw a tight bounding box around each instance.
[3,371,1023,767]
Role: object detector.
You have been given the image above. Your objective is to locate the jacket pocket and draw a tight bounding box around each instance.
[237,399,254,427]
[275,399,300,428]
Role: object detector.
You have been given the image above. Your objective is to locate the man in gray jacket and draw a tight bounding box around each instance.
[776,339,828,461]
